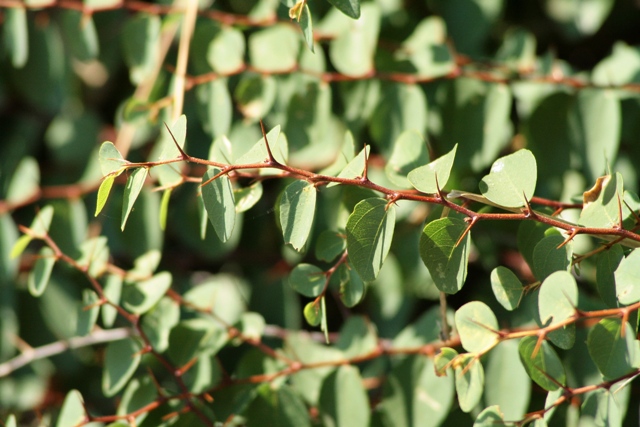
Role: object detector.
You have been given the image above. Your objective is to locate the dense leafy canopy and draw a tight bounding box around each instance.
[3,0,640,426]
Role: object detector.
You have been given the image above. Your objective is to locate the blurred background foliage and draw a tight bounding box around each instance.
[2,0,640,425]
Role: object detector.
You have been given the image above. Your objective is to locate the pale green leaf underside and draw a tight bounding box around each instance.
[480,148,537,208]
[121,168,148,231]
[279,180,317,250]
[490,266,523,311]
[201,168,236,242]
[408,143,458,194]
[327,145,370,188]
[455,301,499,353]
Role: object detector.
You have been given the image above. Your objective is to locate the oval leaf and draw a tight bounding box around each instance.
[518,336,566,391]
[289,263,325,297]
[319,365,370,427]
[408,143,458,194]
[532,234,572,282]
[202,168,236,242]
[121,168,148,231]
[419,217,470,294]
[490,266,523,311]
[455,301,499,353]
[538,271,578,328]
[279,180,317,250]
[99,141,125,176]
[385,130,429,188]
[102,338,141,397]
[587,318,640,380]
[346,198,396,282]
[455,356,484,413]
[479,149,537,208]
[614,247,640,305]
[122,272,172,315]
[28,246,55,297]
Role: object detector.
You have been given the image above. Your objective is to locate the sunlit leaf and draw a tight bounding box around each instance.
[479,149,537,208]
[278,180,317,250]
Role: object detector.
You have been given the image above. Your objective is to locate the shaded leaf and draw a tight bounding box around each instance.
[279,180,317,250]
[319,365,370,427]
[122,272,172,315]
[327,0,360,19]
[346,198,396,282]
[315,230,346,262]
[289,264,325,298]
[385,130,429,188]
[201,168,236,242]
[518,336,566,391]
[532,234,572,282]
[103,338,141,397]
[587,318,640,380]
[27,247,55,297]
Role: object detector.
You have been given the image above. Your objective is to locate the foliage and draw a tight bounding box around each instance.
[2,0,640,426]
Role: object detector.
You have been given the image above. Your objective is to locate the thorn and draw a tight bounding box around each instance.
[200,167,233,188]
[557,228,578,249]
[163,122,190,161]
[621,310,629,338]
[362,144,369,181]
[260,120,279,166]
[531,332,545,359]
[435,174,447,201]
[455,216,477,247]
[523,192,537,219]
[623,199,640,226]
[616,193,624,230]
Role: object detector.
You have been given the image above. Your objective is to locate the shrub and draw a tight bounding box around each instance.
[2,0,640,426]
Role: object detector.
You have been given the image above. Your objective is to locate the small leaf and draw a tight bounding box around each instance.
[122,272,172,315]
[455,356,484,413]
[408,143,458,193]
[319,365,370,427]
[435,347,458,376]
[329,4,379,77]
[315,230,346,262]
[336,316,377,358]
[102,274,123,328]
[289,264,325,297]
[122,14,160,84]
[95,175,116,217]
[327,145,370,188]
[596,244,623,307]
[11,205,55,259]
[346,198,396,282]
[339,264,365,307]
[532,234,572,282]
[479,149,537,208]
[55,390,85,427]
[99,141,125,176]
[490,266,523,311]
[304,299,323,327]
[6,156,39,205]
[77,289,99,336]
[278,180,317,250]
[419,217,471,294]
[455,301,499,353]
[518,336,566,391]
[538,271,578,328]
[103,338,141,397]
[121,168,148,231]
[474,406,505,427]
[326,0,360,18]
[234,182,263,213]
[385,130,429,188]
[159,188,171,230]
[249,24,300,73]
[587,318,640,380]
[201,168,236,242]
[484,340,531,420]
[27,247,55,297]
[614,247,640,304]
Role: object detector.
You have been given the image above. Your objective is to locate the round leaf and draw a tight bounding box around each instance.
[490,266,523,311]
[587,318,640,380]
[614,247,640,305]
[408,143,458,194]
[538,271,578,328]
[532,234,572,282]
[479,149,537,208]
[122,272,172,315]
[289,263,325,297]
[518,336,566,391]
[455,356,484,413]
[455,301,499,353]
[319,365,370,427]
[102,338,141,397]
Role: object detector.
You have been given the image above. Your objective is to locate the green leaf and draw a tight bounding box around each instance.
[77,289,99,336]
[538,271,578,329]
[408,143,458,193]
[278,180,317,250]
[206,26,245,74]
[419,217,471,294]
[339,264,365,307]
[196,78,232,138]
[315,230,346,262]
[532,234,572,282]
[455,356,484,413]
[159,188,171,230]
[518,336,566,391]
[579,173,624,228]
[385,130,429,188]
[455,301,499,353]
[249,24,300,73]
[234,74,277,121]
[56,390,85,427]
[336,316,377,358]
[319,365,370,427]
[346,198,396,282]
[490,266,523,311]
[101,275,123,328]
[569,89,621,182]
[121,168,148,231]
[102,338,141,397]
[289,264,325,297]
[479,149,537,208]
[593,42,640,86]
[117,377,157,425]
[581,389,623,427]
[484,340,531,420]
[596,245,623,307]
[392,306,444,349]
[167,319,227,366]
[327,145,370,188]
[326,0,360,18]
[121,14,160,84]
[587,318,640,380]
[122,272,172,315]
[304,299,323,327]
[201,168,236,242]
[434,347,458,375]
[27,247,55,297]
[99,141,126,176]
[234,125,287,167]
[95,175,116,217]
[614,247,640,305]
[60,10,99,61]
[6,156,39,205]
[329,3,379,77]
[76,236,110,278]
[474,406,504,427]
[3,7,28,68]
[235,182,263,213]
[141,297,180,353]
[6,414,17,427]
[11,205,55,259]
[517,220,551,270]
[299,4,314,51]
